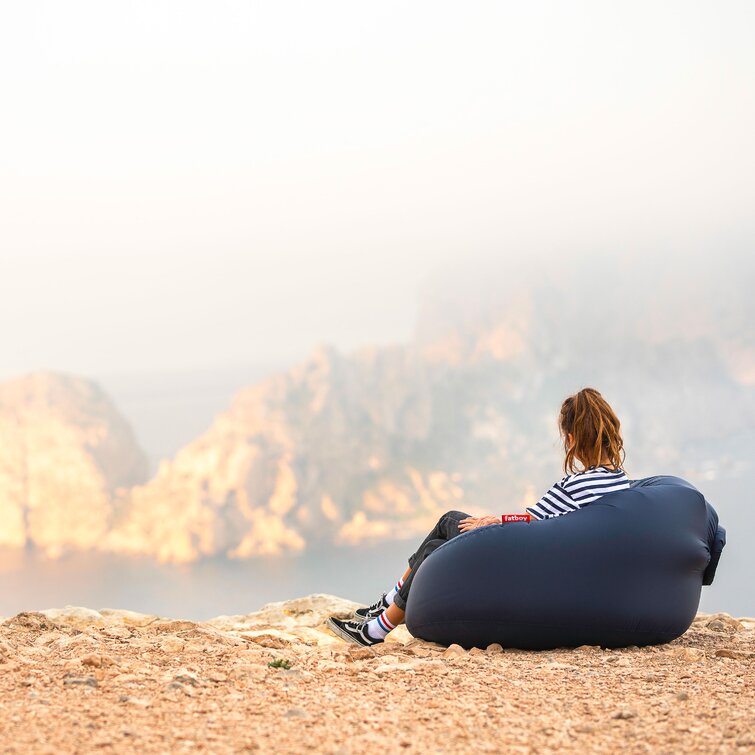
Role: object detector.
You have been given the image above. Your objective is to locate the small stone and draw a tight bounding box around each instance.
[283,707,309,719]
[120,695,151,707]
[707,620,727,632]
[704,614,744,631]
[207,672,227,683]
[612,709,637,720]
[574,724,595,734]
[444,644,466,657]
[485,643,503,654]
[281,669,306,680]
[715,649,754,660]
[165,681,193,696]
[373,661,417,674]
[348,646,376,660]
[81,654,102,667]
[159,637,185,653]
[173,672,200,686]
[666,647,705,662]
[33,632,62,647]
[675,691,689,701]
[63,675,98,688]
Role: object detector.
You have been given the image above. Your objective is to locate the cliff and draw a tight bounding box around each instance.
[0,373,148,557]
[1,276,753,562]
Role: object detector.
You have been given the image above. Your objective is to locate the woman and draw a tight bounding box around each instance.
[327,387,629,647]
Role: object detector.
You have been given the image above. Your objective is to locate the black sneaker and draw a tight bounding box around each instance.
[326,617,383,646]
[354,593,389,621]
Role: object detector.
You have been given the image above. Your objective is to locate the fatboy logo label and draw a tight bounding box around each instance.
[501,514,532,523]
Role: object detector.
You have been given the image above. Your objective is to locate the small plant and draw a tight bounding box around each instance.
[267,658,292,670]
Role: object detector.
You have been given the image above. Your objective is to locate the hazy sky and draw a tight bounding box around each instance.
[2,1,754,378]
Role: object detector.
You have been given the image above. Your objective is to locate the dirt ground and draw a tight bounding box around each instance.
[0,596,753,754]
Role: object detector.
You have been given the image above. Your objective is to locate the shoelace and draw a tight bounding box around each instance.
[369,593,387,612]
[361,593,386,615]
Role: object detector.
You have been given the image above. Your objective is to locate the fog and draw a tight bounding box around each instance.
[2,1,754,378]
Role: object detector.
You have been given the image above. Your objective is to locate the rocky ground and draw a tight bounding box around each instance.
[0,596,753,754]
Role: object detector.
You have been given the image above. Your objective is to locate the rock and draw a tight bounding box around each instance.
[318,661,349,672]
[665,647,705,662]
[81,654,102,667]
[675,691,689,701]
[119,696,151,707]
[63,675,98,688]
[159,637,186,653]
[207,672,228,683]
[703,614,744,632]
[372,662,417,674]
[229,664,267,682]
[612,709,637,720]
[348,646,377,660]
[98,609,161,627]
[0,373,148,556]
[41,607,104,627]
[485,643,503,654]
[283,707,309,719]
[444,644,466,657]
[714,649,754,661]
[404,645,433,658]
[165,681,192,695]
[33,632,62,647]
[173,672,200,687]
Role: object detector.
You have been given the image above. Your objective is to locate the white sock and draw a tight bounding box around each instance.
[384,577,404,606]
[365,609,396,641]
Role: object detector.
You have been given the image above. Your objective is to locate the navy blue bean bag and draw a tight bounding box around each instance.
[404,476,726,650]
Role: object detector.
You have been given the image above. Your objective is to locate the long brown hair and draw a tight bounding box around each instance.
[559,388,625,474]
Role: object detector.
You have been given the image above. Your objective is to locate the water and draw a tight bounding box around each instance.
[0,540,417,621]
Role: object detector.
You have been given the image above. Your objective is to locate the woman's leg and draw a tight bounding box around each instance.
[372,510,470,630]
[329,510,471,646]
[404,510,471,576]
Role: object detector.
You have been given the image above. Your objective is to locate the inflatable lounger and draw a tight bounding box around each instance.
[404,475,726,650]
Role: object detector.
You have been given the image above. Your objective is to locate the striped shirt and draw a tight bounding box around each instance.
[526,466,630,520]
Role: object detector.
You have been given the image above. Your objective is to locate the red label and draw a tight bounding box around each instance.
[501,514,532,523]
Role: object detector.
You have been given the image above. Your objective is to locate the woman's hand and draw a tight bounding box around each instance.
[458,515,499,532]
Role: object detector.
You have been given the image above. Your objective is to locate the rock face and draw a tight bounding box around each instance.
[0,596,753,754]
[105,346,472,562]
[0,373,148,556]
[1,268,753,562]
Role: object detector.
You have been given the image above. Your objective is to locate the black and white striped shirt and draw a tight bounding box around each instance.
[526,466,630,520]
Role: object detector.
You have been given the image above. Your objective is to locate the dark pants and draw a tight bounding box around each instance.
[393,510,471,611]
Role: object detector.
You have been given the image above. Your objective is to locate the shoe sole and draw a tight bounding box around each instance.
[326,617,370,646]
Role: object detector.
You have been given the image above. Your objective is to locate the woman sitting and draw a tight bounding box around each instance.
[327,387,630,647]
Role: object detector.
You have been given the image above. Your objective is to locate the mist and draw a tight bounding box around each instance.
[2,1,754,378]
